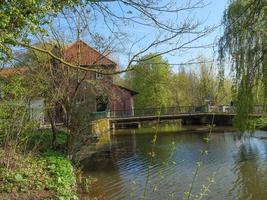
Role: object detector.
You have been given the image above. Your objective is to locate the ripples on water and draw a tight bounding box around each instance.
[80,129,267,200]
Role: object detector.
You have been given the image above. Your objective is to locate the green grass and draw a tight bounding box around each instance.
[0,129,78,199]
[43,151,78,200]
[26,129,68,152]
[0,149,77,200]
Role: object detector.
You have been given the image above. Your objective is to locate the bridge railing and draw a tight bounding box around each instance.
[109,105,209,118]
[251,105,266,114]
[109,105,266,118]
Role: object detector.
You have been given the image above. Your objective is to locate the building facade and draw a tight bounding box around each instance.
[0,40,137,124]
[63,40,137,117]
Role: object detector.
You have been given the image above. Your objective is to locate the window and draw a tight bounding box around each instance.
[96,95,108,112]
[95,72,103,80]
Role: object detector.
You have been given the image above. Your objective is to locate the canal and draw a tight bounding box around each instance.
[80,126,267,200]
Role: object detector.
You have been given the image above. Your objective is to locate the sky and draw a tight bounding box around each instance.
[159,0,230,72]
[48,0,230,74]
[108,0,230,73]
[183,0,229,63]
[168,0,230,73]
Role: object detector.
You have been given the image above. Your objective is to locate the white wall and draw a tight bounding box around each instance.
[29,99,45,124]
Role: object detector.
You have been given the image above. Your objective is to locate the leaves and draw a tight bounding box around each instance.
[126,54,172,109]
[219,0,267,131]
[125,55,232,109]
[14,173,23,182]
[0,0,84,59]
[0,150,77,199]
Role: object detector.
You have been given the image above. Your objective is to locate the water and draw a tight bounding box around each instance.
[80,128,267,200]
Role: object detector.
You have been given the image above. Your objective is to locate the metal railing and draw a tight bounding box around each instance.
[108,105,266,118]
[90,111,110,120]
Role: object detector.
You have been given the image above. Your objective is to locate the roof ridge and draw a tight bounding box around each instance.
[113,83,138,95]
[64,40,116,66]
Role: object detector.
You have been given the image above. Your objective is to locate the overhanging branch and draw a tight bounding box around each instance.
[13,40,134,75]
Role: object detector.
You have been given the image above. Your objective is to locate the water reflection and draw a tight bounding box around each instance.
[231,135,267,200]
[80,129,267,200]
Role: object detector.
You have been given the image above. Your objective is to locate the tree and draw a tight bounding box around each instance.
[0,0,86,60]
[1,0,213,74]
[169,60,232,107]
[1,0,215,154]
[168,68,193,106]
[13,43,97,152]
[0,73,36,152]
[219,0,267,130]
[125,55,232,109]
[126,54,172,109]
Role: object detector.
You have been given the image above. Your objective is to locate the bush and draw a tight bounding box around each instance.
[44,151,77,200]
[0,149,77,200]
[26,129,68,152]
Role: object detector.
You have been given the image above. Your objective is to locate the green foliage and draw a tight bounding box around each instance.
[219,0,267,131]
[0,0,84,60]
[0,75,37,146]
[26,129,68,152]
[0,149,77,199]
[169,60,232,107]
[168,68,197,106]
[44,151,77,199]
[125,55,232,108]
[0,153,51,194]
[126,54,172,109]
[253,116,267,130]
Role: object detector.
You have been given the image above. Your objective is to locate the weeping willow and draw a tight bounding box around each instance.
[219,0,267,131]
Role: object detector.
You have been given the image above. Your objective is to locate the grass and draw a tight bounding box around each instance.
[0,129,78,200]
[26,129,68,152]
[0,149,77,200]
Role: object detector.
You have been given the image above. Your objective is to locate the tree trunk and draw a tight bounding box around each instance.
[47,109,57,150]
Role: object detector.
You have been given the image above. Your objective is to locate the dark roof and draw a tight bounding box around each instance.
[115,84,138,96]
[63,40,116,67]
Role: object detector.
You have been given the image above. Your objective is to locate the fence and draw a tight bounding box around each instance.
[108,105,266,118]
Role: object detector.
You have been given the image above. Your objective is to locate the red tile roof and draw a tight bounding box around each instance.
[114,84,138,96]
[0,67,29,77]
[0,40,116,77]
[63,40,116,67]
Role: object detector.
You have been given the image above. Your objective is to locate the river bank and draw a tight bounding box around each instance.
[0,149,77,200]
[0,129,78,200]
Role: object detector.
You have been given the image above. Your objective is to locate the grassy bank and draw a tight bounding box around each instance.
[0,129,78,200]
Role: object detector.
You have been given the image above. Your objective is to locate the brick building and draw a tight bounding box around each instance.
[63,40,137,116]
[0,40,137,123]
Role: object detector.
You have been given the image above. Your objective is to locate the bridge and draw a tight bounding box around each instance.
[105,105,265,129]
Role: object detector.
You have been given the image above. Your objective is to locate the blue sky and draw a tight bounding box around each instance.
[168,0,230,72]
[160,0,229,72]
[109,0,230,72]
[50,0,230,73]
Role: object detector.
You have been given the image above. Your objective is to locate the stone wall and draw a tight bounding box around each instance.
[74,118,111,162]
[91,118,110,147]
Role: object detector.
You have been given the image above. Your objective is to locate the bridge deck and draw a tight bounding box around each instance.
[109,112,262,123]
